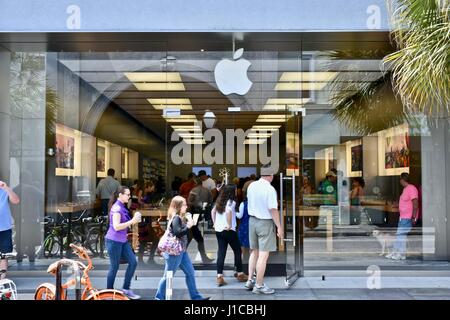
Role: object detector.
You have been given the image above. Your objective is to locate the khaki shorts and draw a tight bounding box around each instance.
[249,216,277,252]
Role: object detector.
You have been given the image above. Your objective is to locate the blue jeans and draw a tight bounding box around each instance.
[155,251,203,300]
[393,218,412,255]
[105,238,137,290]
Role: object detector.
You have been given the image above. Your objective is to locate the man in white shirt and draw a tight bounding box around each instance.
[198,170,217,200]
[245,166,283,294]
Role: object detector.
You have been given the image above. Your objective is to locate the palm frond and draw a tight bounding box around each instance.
[330,71,412,135]
[384,0,450,116]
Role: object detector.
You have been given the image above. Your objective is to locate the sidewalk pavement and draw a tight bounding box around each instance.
[12,273,450,300]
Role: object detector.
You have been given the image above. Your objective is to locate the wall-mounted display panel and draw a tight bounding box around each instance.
[378,123,410,176]
[346,139,363,177]
[97,139,110,178]
[55,123,82,176]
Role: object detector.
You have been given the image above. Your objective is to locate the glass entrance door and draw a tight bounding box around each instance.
[161,45,303,276]
[281,113,303,286]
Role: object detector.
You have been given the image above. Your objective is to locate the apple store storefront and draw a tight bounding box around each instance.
[1,10,450,284]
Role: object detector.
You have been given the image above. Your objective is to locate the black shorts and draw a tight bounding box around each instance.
[0,229,13,254]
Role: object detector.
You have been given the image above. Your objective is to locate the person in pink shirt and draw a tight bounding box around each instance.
[387,172,419,260]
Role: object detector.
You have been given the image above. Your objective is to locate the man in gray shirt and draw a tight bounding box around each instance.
[96,168,121,216]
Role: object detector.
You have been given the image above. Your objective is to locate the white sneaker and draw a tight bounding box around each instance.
[391,253,406,260]
[244,279,255,290]
[252,283,275,295]
[385,253,395,259]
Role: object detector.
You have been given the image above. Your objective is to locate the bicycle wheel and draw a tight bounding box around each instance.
[85,289,129,300]
[84,227,102,256]
[34,283,56,300]
[43,235,61,258]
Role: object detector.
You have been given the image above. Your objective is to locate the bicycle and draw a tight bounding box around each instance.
[34,243,128,300]
[83,216,107,257]
[40,210,89,258]
[0,252,18,300]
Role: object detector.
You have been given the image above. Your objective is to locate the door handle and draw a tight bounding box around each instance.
[280,172,283,238]
[292,173,296,247]
[281,173,296,246]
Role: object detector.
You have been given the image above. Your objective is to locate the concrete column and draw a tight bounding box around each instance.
[421,119,449,260]
[0,52,10,182]
[8,53,46,261]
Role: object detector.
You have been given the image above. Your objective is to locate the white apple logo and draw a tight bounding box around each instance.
[214,48,252,95]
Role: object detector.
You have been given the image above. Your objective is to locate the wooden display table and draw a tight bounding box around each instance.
[46,202,99,213]
[361,200,400,226]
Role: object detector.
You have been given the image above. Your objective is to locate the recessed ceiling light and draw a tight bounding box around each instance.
[256,114,291,123]
[147,98,192,110]
[172,125,202,131]
[257,115,290,119]
[252,125,281,130]
[133,83,186,91]
[247,133,273,138]
[177,133,204,138]
[263,98,311,110]
[163,114,196,119]
[244,139,267,145]
[183,138,206,145]
[173,128,202,133]
[164,116,198,123]
[124,72,183,82]
[256,119,287,123]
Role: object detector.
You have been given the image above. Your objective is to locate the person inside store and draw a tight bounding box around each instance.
[171,176,183,197]
[233,177,243,205]
[142,180,156,204]
[301,175,318,229]
[105,186,142,299]
[131,179,139,190]
[0,179,20,279]
[187,178,214,264]
[386,172,419,260]
[245,165,283,294]
[198,170,217,201]
[96,168,121,216]
[320,170,338,205]
[179,172,197,200]
[349,177,365,225]
[212,184,249,286]
[130,182,160,265]
[155,196,210,300]
[242,174,256,197]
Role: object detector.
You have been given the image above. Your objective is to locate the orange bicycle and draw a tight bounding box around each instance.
[34,243,129,300]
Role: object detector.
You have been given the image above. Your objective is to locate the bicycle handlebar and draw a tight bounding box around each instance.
[69,243,90,261]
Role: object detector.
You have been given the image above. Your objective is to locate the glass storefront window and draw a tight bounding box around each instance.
[0,37,448,275]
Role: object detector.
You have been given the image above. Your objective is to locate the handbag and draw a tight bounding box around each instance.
[157,218,183,256]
